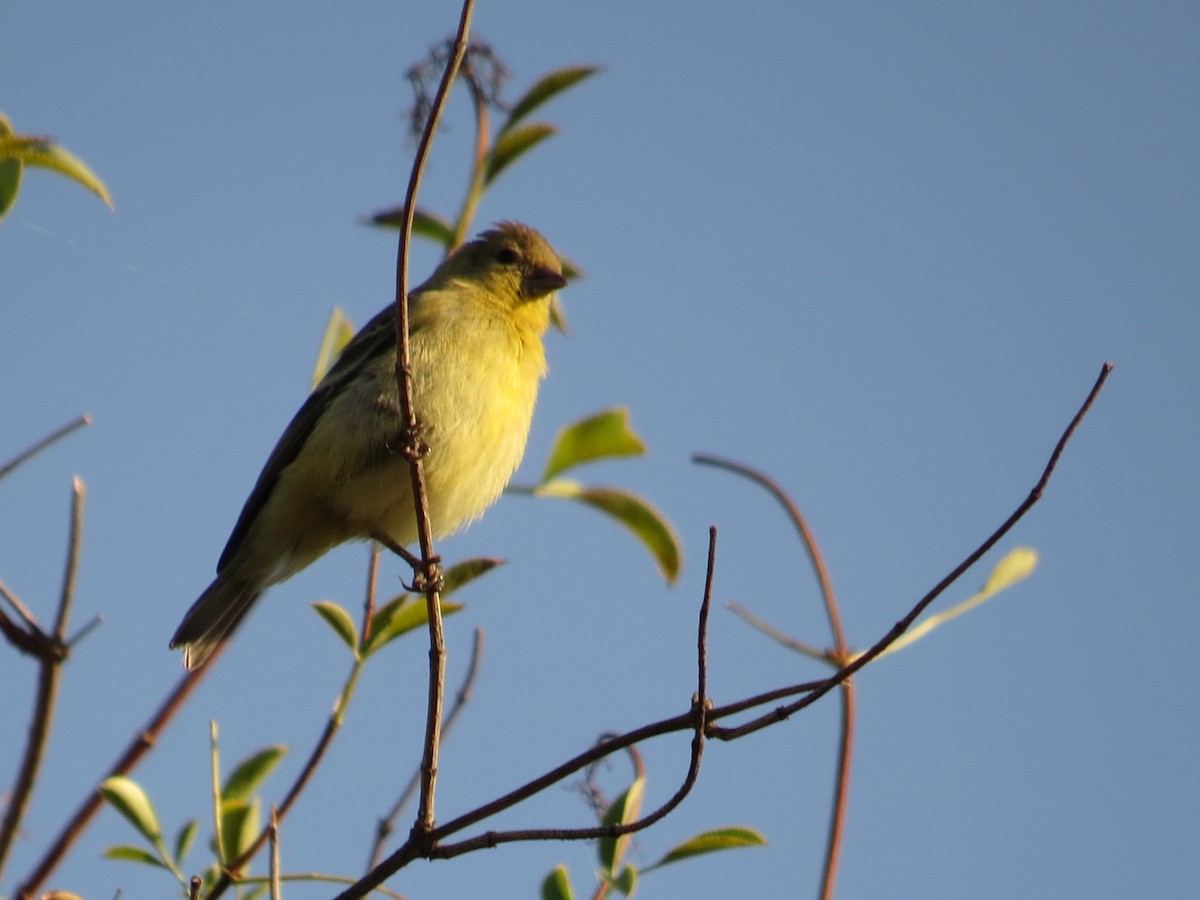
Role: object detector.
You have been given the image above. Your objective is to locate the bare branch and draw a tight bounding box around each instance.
[0,414,91,483]
[389,0,478,842]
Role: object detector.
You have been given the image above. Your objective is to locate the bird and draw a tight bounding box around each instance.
[170,222,567,668]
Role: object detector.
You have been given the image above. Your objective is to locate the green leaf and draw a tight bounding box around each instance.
[648,826,768,869]
[222,745,287,804]
[312,307,355,389]
[103,845,169,869]
[485,123,556,186]
[598,776,645,875]
[536,481,682,584]
[100,776,162,843]
[363,205,456,248]
[541,409,646,482]
[174,819,199,865]
[502,65,601,135]
[312,600,359,654]
[611,864,638,896]
[0,115,112,209]
[24,140,112,208]
[0,114,22,222]
[412,207,456,246]
[540,864,575,900]
[219,798,260,862]
[441,556,504,596]
[362,595,464,659]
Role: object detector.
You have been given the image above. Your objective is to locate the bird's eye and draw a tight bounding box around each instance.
[494,247,519,265]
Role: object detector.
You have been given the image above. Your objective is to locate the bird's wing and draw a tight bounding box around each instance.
[216,303,409,573]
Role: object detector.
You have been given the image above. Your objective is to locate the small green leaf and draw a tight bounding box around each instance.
[103,845,169,869]
[174,819,199,865]
[536,481,682,584]
[0,114,22,222]
[312,601,359,654]
[23,140,112,208]
[362,595,464,659]
[312,307,355,389]
[485,123,556,186]
[100,776,162,844]
[412,207,456,246]
[649,826,768,869]
[441,556,504,596]
[611,864,638,896]
[219,798,260,862]
[558,255,584,282]
[598,776,645,875]
[364,205,456,248]
[222,745,287,804]
[541,409,646,482]
[502,65,601,135]
[0,115,112,209]
[540,864,575,900]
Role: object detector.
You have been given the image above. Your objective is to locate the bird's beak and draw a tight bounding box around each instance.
[523,267,569,299]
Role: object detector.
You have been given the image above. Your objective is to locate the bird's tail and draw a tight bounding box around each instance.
[170,575,261,670]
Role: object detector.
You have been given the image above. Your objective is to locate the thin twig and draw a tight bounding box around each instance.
[691,455,845,648]
[362,543,382,644]
[824,679,855,900]
[0,480,85,885]
[708,362,1114,741]
[389,0,477,842]
[0,414,91,482]
[690,456,853,899]
[368,627,486,871]
[268,806,281,900]
[336,529,719,899]
[0,575,41,632]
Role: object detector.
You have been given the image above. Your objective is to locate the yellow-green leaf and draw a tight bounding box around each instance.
[104,845,168,869]
[502,65,601,135]
[362,595,464,659]
[312,601,359,654]
[363,204,456,248]
[219,797,260,862]
[649,826,767,870]
[100,776,162,843]
[983,545,1038,594]
[442,556,504,595]
[541,409,646,482]
[24,140,112,208]
[0,115,112,209]
[0,114,21,222]
[536,481,682,584]
[412,207,456,246]
[852,545,1040,662]
[599,776,645,874]
[174,819,199,865]
[485,122,556,186]
[222,745,287,803]
[611,864,637,896]
[311,307,355,389]
[540,864,574,900]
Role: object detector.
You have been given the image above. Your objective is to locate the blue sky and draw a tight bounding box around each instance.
[2,2,1198,898]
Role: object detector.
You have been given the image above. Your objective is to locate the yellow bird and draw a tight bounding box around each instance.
[171,222,567,668]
